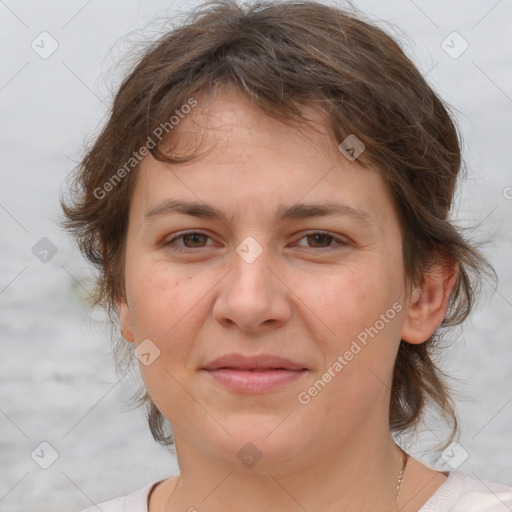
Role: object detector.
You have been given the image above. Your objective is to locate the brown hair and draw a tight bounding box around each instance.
[59,0,494,452]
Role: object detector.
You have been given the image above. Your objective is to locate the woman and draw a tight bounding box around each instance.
[60,1,512,510]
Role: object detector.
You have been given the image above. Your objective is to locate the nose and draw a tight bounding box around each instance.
[212,247,292,333]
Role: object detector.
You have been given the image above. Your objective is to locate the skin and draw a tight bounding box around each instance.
[118,88,457,512]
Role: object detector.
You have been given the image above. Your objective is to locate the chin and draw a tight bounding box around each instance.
[205,421,304,471]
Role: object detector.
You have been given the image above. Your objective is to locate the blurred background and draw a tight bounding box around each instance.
[0,1,511,511]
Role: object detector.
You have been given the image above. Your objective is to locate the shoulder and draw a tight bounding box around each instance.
[420,470,512,512]
[77,481,157,512]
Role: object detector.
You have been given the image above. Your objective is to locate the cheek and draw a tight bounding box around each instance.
[311,262,401,339]
[306,259,404,389]
[127,258,198,336]
[125,261,201,378]
[128,267,202,414]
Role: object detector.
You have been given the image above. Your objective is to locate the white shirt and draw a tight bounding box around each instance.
[79,470,512,511]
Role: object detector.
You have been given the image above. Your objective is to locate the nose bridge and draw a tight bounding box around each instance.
[213,238,290,331]
[232,243,272,295]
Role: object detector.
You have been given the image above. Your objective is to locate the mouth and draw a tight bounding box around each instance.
[202,353,308,371]
[201,353,308,393]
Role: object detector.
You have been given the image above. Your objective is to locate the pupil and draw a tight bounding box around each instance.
[185,234,205,247]
[310,234,330,247]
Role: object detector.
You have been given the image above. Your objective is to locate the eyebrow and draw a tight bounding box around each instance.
[144,199,371,224]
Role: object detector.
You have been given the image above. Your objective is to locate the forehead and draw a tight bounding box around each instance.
[129,89,397,231]
[162,88,334,163]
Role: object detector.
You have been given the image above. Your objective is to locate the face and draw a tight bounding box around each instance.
[118,89,416,473]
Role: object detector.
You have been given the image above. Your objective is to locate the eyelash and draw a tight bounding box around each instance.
[163,230,348,254]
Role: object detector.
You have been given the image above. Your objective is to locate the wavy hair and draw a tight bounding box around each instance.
[59,0,495,453]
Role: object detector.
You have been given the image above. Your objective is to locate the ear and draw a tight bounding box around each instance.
[118,297,135,343]
[401,260,458,344]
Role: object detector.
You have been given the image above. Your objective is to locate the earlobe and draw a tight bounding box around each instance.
[401,261,458,344]
[118,298,135,343]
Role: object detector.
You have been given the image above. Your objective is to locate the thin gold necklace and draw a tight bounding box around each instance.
[396,447,409,506]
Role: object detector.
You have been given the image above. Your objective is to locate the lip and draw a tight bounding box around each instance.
[202,353,308,371]
[201,353,308,393]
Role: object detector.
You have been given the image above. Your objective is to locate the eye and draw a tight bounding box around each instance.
[163,230,348,254]
[294,231,348,250]
[163,231,215,253]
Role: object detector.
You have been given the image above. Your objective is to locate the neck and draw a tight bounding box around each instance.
[165,423,404,512]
